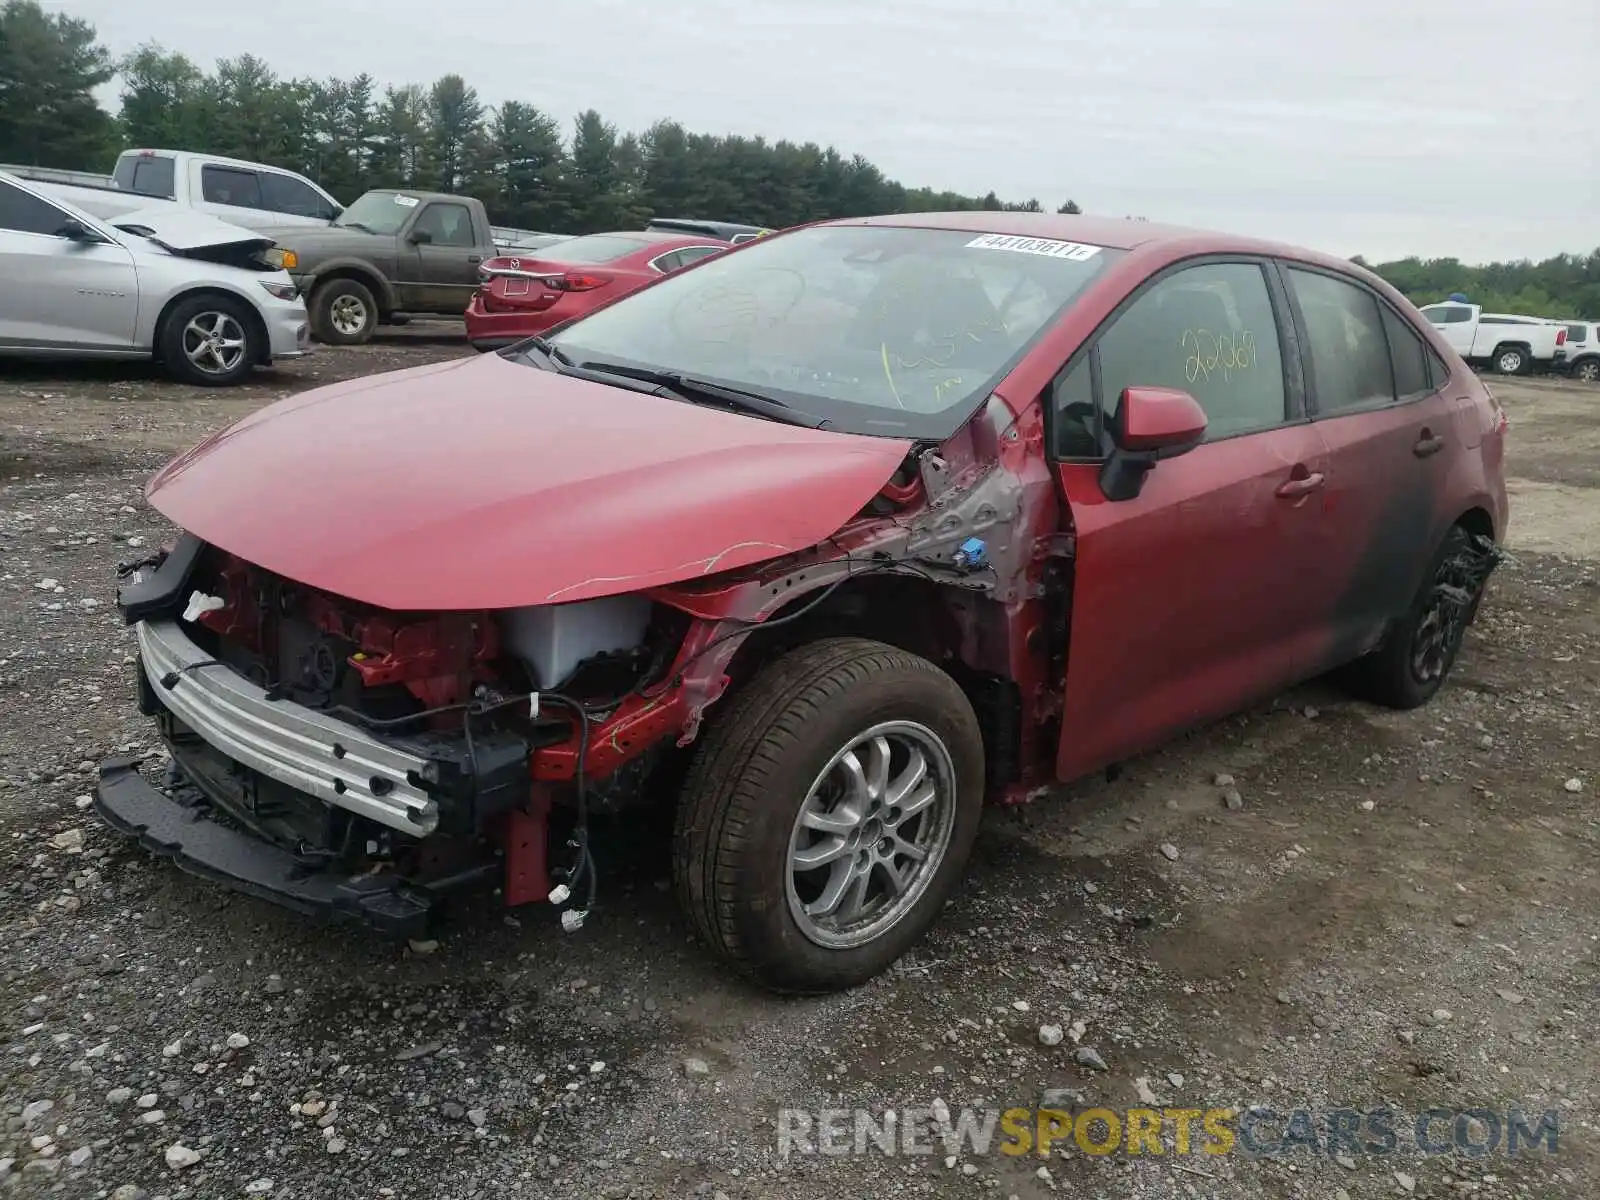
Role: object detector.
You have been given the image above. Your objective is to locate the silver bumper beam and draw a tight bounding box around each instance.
[137,618,440,835]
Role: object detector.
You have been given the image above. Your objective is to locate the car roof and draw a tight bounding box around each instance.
[649,218,769,239]
[830,211,1360,272]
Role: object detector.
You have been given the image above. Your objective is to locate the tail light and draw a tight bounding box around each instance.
[558,273,607,291]
[1556,328,1567,346]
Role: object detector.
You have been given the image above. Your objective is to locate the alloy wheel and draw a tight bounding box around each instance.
[181,311,248,376]
[785,720,958,950]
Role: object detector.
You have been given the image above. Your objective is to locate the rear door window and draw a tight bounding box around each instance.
[1286,268,1396,414]
[201,166,264,209]
[260,172,331,218]
[114,155,177,198]
[1379,305,1437,402]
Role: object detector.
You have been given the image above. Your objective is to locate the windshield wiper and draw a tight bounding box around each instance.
[571,360,828,428]
[337,220,373,233]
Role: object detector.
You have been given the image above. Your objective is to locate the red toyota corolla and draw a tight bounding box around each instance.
[464,230,730,350]
[99,213,1508,995]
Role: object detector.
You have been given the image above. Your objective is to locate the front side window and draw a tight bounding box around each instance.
[1090,261,1288,442]
[1420,305,1471,325]
[201,166,263,208]
[0,181,74,237]
[1288,268,1395,415]
[413,202,474,247]
[545,225,1121,438]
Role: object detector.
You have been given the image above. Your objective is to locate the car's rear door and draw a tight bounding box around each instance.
[1048,257,1332,782]
[0,180,137,350]
[1278,263,1459,670]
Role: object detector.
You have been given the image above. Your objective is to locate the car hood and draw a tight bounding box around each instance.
[259,224,378,253]
[111,207,274,256]
[145,354,913,611]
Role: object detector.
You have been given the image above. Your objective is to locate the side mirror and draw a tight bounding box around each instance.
[57,218,100,243]
[408,228,432,245]
[1099,386,1207,502]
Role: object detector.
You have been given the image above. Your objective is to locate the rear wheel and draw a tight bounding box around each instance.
[310,277,378,345]
[1342,525,1490,709]
[1493,345,1527,375]
[158,294,259,387]
[672,638,985,994]
[1572,357,1600,383]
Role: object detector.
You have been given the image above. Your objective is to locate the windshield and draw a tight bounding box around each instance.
[544,225,1121,437]
[332,191,420,235]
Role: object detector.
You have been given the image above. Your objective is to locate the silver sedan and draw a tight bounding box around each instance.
[0,170,311,386]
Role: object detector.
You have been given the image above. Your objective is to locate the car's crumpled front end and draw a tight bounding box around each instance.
[95,532,675,936]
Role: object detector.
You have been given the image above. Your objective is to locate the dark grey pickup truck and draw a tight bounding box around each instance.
[263,189,514,345]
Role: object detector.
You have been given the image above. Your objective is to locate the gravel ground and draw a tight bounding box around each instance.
[1,341,1596,1200]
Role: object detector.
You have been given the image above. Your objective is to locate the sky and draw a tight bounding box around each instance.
[50,0,1598,264]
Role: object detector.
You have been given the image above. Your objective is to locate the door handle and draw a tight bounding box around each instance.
[1413,433,1445,458]
[1276,470,1325,498]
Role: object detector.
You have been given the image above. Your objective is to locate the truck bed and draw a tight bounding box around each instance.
[1,163,119,190]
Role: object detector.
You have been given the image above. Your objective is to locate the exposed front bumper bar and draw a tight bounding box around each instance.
[95,756,434,936]
[136,618,439,836]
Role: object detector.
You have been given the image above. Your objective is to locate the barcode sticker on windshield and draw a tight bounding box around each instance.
[393,194,420,208]
[966,234,1101,262]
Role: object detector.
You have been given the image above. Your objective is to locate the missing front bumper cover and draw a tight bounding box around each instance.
[95,755,439,936]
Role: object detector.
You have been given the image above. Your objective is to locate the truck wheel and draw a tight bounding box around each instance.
[672,638,985,994]
[1492,345,1527,375]
[1341,525,1488,710]
[311,278,377,345]
[1573,357,1600,383]
[158,293,259,387]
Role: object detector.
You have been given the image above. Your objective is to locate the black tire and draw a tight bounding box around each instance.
[1572,357,1600,384]
[1342,525,1484,709]
[310,277,378,345]
[1492,344,1527,376]
[157,293,260,387]
[672,638,985,994]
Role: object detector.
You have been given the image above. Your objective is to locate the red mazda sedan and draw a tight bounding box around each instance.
[464,230,729,350]
[99,213,1508,995]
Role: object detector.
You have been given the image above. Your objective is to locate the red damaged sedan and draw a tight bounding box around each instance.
[464,229,729,350]
[98,213,1508,994]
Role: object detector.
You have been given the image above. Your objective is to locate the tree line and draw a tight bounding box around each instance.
[0,0,1595,318]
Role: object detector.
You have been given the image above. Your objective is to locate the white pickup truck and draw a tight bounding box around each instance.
[1417,300,1568,375]
[0,150,343,233]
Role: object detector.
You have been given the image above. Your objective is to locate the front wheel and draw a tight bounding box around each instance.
[310,277,378,345]
[672,638,985,994]
[158,294,259,387]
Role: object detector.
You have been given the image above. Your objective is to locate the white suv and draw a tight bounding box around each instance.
[1557,322,1599,382]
